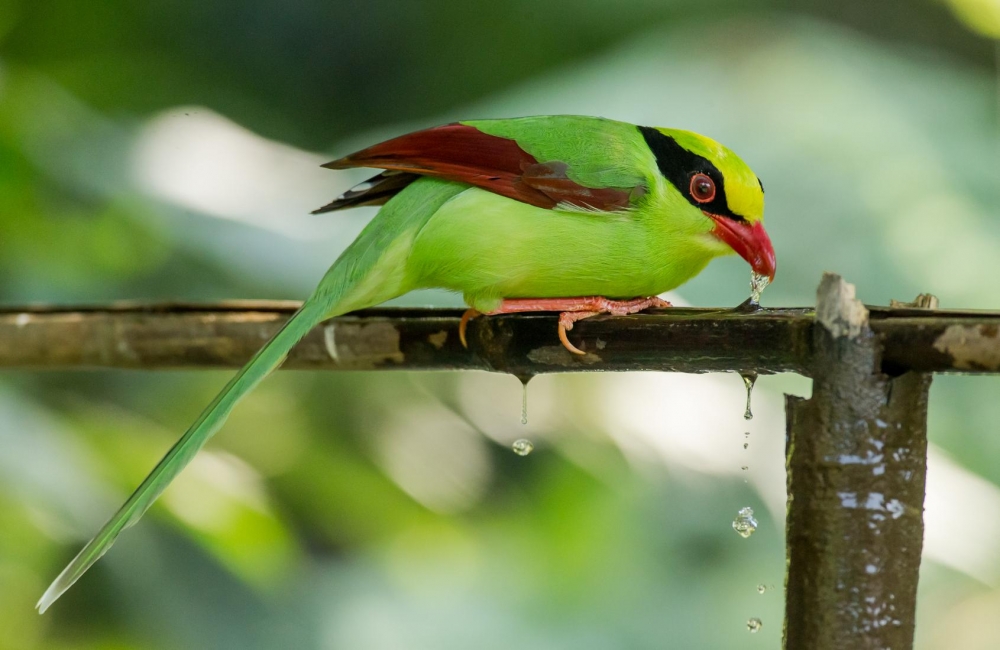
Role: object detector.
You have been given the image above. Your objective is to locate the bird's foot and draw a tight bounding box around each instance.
[458,296,671,356]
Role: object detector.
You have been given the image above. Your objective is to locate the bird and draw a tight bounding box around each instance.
[37,115,775,612]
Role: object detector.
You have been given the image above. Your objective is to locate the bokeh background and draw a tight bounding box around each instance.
[2,1,1000,648]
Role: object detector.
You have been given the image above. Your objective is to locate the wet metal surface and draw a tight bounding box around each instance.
[783,277,930,650]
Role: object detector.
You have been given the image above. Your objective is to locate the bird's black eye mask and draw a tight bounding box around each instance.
[638,126,748,223]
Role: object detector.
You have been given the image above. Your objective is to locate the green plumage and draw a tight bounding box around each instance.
[39,115,768,611]
[408,183,720,311]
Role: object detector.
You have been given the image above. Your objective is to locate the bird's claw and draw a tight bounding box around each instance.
[558,311,597,355]
[458,308,480,349]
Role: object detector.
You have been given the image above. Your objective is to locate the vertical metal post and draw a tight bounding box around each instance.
[783,275,932,650]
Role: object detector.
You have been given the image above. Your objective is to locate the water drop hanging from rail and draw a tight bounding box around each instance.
[739,372,757,421]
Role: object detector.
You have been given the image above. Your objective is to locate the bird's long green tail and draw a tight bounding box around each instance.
[37,178,468,612]
[36,299,331,613]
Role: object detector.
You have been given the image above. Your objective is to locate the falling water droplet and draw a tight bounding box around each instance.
[512,439,534,456]
[757,584,767,594]
[747,618,763,633]
[750,271,770,306]
[739,372,758,420]
[732,506,758,538]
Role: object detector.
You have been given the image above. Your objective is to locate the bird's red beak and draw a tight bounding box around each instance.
[707,214,776,281]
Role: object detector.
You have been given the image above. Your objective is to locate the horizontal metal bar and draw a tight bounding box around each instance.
[0,301,997,375]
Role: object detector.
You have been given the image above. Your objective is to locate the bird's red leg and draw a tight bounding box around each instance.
[458,296,671,355]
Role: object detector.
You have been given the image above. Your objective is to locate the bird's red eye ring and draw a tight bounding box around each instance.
[690,173,716,203]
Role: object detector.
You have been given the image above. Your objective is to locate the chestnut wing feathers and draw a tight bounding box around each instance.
[316,122,637,213]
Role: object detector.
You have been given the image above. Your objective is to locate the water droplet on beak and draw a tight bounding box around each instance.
[750,271,770,306]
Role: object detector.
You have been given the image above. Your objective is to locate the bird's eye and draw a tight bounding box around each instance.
[690,173,716,203]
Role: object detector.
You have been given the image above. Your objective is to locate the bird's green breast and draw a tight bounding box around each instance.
[406,183,727,311]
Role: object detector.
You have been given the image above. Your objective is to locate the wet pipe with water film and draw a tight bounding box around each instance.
[783,275,932,649]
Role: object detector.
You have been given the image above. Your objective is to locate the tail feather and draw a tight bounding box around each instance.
[38,177,467,613]
[36,300,330,613]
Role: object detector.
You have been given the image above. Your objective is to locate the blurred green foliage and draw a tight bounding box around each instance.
[1,1,1000,649]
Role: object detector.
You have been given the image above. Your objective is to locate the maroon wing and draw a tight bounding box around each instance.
[317,123,632,212]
